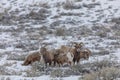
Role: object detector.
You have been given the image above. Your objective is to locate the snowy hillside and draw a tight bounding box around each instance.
[0,0,120,80]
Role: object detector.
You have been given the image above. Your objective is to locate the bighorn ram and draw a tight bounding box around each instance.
[77,42,92,59]
[72,42,91,64]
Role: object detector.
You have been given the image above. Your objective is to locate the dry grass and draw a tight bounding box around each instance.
[0,66,7,75]
[7,53,26,61]
[111,17,120,24]
[50,69,64,78]
[25,62,45,77]
[82,67,120,80]
[95,30,107,38]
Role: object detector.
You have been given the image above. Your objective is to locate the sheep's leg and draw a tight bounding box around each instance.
[54,61,56,67]
[49,62,52,67]
[68,61,72,66]
[45,62,47,68]
[58,63,61,67]
[77,59,80,65]
[26,60,31,65]
[87,54,89,60]
[60,62,63,67]
[61,64,63,67]
[73,58,76,65]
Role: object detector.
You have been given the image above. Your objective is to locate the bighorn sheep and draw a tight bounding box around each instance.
[77,42,92,60]
[40,47,54,67]
[22,51,41,66]
[72,42,92,64]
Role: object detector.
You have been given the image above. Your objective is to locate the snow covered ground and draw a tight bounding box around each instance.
[0,0,120,80]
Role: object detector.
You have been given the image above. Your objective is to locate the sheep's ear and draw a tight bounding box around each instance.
[41,42,47,47]
[44,43,48,47]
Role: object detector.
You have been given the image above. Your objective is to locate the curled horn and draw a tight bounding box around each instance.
[42,42,48,47]
[71,42,79,48]
[79,42,84,46]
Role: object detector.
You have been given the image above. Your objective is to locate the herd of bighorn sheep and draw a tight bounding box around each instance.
[22,42,91,67]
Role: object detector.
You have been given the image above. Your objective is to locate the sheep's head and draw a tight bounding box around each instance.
[40,47,47,54]
[79,42,84,48]
[39,42,48,53]
[73,42,84,49]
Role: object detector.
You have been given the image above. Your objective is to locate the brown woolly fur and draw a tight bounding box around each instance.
[40,47,54,67]
[54,53,69,67]
[22,51,41,66]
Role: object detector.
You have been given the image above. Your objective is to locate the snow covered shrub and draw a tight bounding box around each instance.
[92,24,112,37]
[111,17,120,24]
[7,53,26,61]
[97,49,109,55]
[50,20,64,27]
[92,59,111,70]
[92,25,111,38]
[82,67,120,80]
[95,30,107,38]
[28,8,50,20]
[0,77,6,80]
[92,24,111,32]
[55,28,65,36]
[0,12,4,20]
[50,69,64,78]
[60,12,83,17]
[0,65,19,75]
[0,6,11,20]
[26,69,38,77]
[70,65,84,75]
[37,2,50,8]
[50,78,63,80]
[0,66,7,75]
[114,30,120,36]
[83,3,100,9]
[31,62,45,72]
[5,77,11,80]
[26,62,42,77]
[78,26,93,36]
[39,25,53,35]
[100,67,120,80]
[91,55,117,71]
[30,1,50,8]
[63,0,74,9]
[76,0,83,2]
[82,72,99,80]
[63,0,81,9]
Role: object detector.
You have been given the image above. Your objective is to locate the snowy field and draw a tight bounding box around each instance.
[0,0,120,80]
